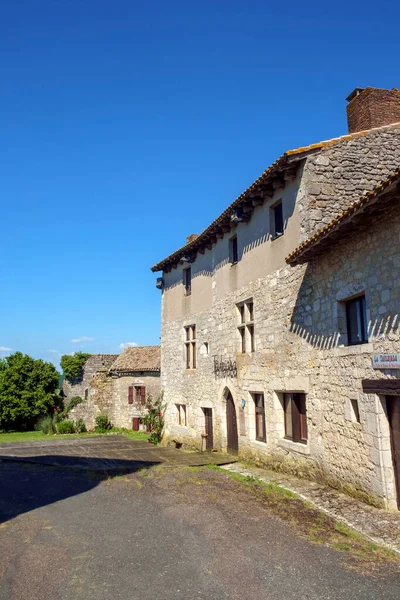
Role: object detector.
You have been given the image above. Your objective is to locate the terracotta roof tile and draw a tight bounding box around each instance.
[286,167,400,265]
[109,346,160,373]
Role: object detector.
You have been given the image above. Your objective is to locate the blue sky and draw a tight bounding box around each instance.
[1,0,399,368]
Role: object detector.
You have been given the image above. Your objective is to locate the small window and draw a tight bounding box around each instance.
[350,398,361,423]
[283,393,307,443]
[271,201,284,238]
[84,388,88,401]
[184,325,196,369]
[237,299,255,353]
[253,393,266,442]
[229,235,238,264]
[183,267,191,296]
[176,404,187,426]
[135,385,146,404]
[346,295,367,345]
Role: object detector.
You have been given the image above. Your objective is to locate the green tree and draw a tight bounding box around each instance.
[60,352,91,380]
[0,352,60,430]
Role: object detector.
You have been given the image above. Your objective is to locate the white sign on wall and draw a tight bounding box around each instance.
[372,354,400,370]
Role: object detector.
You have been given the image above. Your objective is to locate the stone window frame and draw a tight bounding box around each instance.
[276,391,308,445]
[251,392,266,443]
[176,403,187,426]
[184,325,197,369]
[335,285,369,347]
[345,294,368,346]
[237,299,255,353]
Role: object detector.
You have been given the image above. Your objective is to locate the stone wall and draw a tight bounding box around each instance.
[158,124,400,508]
[62,356,161,429]
[160,190,400,508]
[62,355,117,404]
[299,123,400,239]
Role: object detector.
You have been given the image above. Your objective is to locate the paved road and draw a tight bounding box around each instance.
[0,457,399,600]
[0,435,237,470]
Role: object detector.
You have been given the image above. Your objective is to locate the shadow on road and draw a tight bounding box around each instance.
[0,455,159,524]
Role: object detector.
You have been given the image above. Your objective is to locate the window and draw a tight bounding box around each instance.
[345,295,367,345]
[283,393,307,443]
[176,403,187,426]
[350,398,361,423]
[271,201,284,238]
[229,235,238,264]
[84,388,88,400]
[237,299,255,353]
[183,267,191,296]
[135,385,146,404]
[253,393,266,442]
[184,325,196,369]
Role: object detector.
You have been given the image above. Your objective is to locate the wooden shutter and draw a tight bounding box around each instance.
[132,417,140,431]
[128,386,134,404]
[140,386,146,404]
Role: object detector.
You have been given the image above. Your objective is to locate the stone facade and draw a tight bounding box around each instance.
[299,123,400,238]
[155,111,400,509]
[62,349,161,430]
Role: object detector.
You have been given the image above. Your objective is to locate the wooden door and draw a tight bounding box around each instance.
[226,392,238,453]
[203,408,213,451]
[387,396,400,508]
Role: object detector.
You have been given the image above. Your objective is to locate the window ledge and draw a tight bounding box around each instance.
[230,261,238,267]
[271,232,284,241]
[251,439,267,448]
[332,342,373,357]
[278,438,310,455]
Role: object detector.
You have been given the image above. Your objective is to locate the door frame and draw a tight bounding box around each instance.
[225,388,239,454]
[386,395,400,509]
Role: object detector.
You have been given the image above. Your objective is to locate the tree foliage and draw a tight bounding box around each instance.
[0,352,60,430]
[60,352,91,380]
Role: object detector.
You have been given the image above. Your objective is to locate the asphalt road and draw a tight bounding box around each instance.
[0,461,399,600]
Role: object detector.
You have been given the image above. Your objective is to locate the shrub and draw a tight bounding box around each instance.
[75,418,87,433]
[95,414,112,433]
[57,420,75,434]
[142,393,166,445]
[60,353,91,381]
[36,415,57,435]
[55,396,83,423]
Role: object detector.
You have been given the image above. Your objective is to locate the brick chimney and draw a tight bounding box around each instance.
[186,234,198,245]
[346,87,400,133]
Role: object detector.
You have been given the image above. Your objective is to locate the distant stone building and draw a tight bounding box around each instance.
[151,87,400,509]
[62,346,161,430]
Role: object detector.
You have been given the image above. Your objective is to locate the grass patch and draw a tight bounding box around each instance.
[0,431,49,444]
[197,466,399,572]
[0,429,150,445]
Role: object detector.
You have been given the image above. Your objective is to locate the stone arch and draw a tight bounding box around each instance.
[223,386,239,453]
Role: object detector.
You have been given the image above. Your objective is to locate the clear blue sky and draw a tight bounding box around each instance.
[1,0,399,368]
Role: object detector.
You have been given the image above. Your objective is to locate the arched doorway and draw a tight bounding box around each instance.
[226,390,238,453]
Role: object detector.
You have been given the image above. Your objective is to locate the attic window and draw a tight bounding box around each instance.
[229,236,238,264]
[271,201,284,239]
[183,267,191,296]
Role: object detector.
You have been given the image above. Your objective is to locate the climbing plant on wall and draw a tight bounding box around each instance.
[60,352,91,380]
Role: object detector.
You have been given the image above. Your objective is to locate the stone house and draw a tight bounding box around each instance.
[62,346,161,430]
[151,86,400,509]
